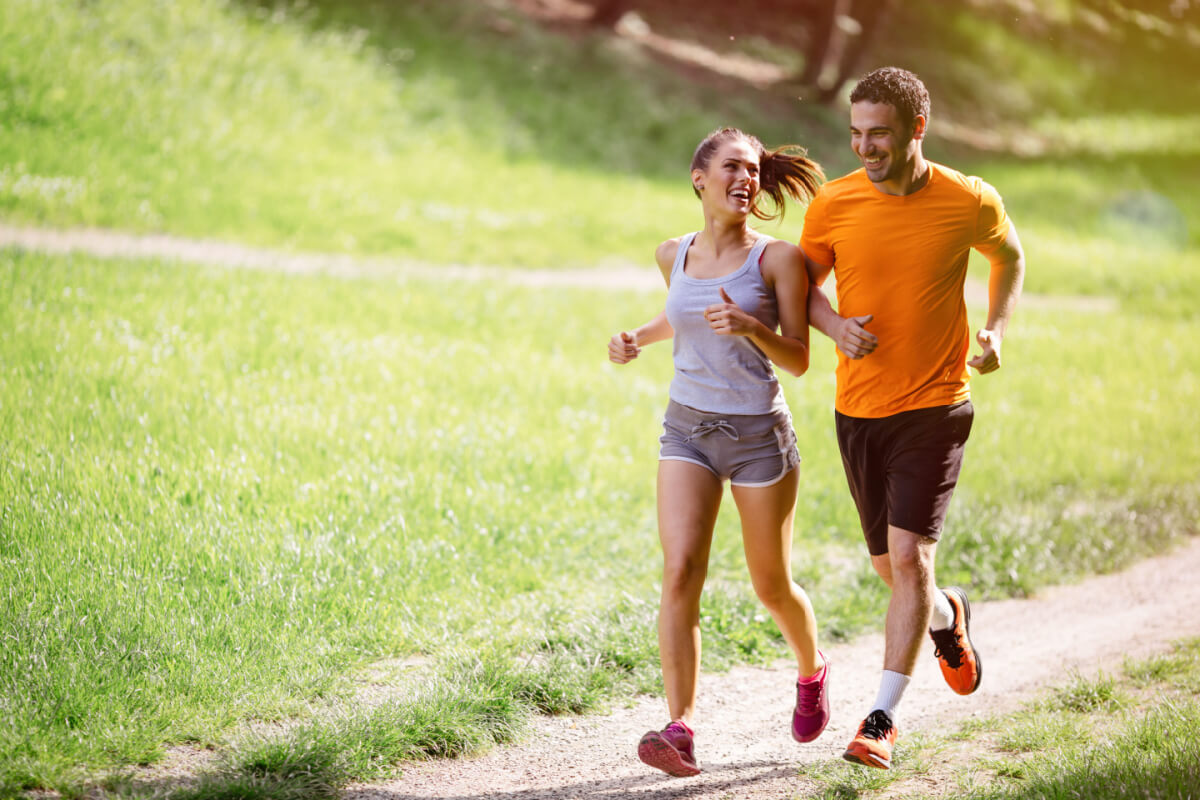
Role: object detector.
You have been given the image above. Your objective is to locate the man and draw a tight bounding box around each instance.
[800,67,1026,769]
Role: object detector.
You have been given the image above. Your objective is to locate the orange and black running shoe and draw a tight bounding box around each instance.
[930,586,982,695]
[843,709,898,769]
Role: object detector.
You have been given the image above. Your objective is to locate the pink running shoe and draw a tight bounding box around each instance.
[638,720,700,777]
[792,651,830,743]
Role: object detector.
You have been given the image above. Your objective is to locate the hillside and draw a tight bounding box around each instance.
[1,0,1196,266]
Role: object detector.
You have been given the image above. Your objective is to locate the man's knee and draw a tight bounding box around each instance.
[886,527,937,582]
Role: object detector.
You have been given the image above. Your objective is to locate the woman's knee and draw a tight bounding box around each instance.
[749,569,796,610]
[661,555,708,600]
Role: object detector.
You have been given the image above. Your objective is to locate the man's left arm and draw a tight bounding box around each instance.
[969,224,1026,374]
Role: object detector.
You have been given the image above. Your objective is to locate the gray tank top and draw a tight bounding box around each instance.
[665,233,787,415]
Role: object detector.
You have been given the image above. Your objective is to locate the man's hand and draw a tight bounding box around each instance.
[967,328,1002,373]
[834,314,877,359]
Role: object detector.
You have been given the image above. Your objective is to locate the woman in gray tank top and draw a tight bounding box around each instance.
[608,128,830,777]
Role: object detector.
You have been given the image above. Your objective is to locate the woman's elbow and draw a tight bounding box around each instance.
[781,353,810,378]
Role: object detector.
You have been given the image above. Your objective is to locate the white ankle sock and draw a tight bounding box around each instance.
[871,670,911,719]
[929,587,955,631]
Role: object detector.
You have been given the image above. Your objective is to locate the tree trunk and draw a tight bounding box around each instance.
[589,0,633,28]
[797,0,846,86]
[818,0,896,104]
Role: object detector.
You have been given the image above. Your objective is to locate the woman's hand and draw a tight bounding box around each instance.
[608,331,640,364]
[704,287,762,337]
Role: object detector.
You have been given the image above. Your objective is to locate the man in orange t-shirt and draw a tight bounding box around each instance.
[800,67,1026,770]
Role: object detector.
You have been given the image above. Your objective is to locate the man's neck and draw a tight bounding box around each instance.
[874,154,931,197]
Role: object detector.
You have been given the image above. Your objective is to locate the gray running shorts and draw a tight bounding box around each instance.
[658,400,800,487]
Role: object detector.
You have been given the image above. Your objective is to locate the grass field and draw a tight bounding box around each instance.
[2,0,1199,797]
[3,246,1197,797]
[797,638,1200,799]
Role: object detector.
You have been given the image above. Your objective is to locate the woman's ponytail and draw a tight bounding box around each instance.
[690,127,824,221]
[755,146,824,222]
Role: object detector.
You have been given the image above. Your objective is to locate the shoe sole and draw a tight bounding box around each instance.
[842,745,891,770]
[792,720,829,744]
[947,586,982,694]
[638,733,701,777]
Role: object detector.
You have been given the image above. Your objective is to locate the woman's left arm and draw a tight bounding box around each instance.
[704,241,810,377]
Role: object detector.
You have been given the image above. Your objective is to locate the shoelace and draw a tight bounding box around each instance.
[930,627,965,668]
[795,677,824,715]
[662,722,694,757]
[686,419,739,442]
[859,710,894,741]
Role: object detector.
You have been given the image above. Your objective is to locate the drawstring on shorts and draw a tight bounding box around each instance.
[686,419,740,442]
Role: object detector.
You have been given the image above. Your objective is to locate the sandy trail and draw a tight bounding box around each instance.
[351,536,1200,800]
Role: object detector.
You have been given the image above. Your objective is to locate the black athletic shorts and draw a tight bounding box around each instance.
[834,400,974,556]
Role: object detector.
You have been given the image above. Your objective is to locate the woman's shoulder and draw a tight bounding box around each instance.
[655,235,683,262]
[757,238,806,287]
[655,233,694,276]
[759,238,803,268]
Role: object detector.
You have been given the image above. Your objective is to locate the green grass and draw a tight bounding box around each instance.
[960,641,1200,800]
[795,639,1200,799]
[2,0,1199,796]
[2,246,1198,797]
[2,0,1196,272]
[0,0,825,266]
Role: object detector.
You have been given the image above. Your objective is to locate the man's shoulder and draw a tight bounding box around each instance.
[818,168,869,197]
[929,162,994,200]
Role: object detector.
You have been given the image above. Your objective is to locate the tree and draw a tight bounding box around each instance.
[796,0,897,103]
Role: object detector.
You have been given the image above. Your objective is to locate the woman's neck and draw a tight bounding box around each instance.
[697,218,756,256]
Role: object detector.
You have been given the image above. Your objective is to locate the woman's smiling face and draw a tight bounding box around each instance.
[694,138,760,218]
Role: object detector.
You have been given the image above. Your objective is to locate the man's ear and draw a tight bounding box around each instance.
[911,114,928,141]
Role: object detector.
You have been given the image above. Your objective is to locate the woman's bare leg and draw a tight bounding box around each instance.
[731,468,822,676]
[656,459,723,722]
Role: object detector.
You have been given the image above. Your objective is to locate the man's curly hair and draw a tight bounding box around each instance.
[849,67,931,132]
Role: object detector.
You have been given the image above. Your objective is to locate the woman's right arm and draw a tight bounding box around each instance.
[609,310,673,364]
[609,238,679,364]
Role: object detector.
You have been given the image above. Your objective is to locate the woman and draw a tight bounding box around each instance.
[608,127,830,777]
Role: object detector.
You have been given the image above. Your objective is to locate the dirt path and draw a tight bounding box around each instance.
[0,223,1117,312]
[0,222,664,290]
[350,536,1200,800]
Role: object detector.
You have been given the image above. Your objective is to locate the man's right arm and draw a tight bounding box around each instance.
[802,250,878,360]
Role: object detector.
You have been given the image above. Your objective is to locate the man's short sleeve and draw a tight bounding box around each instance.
[974,179,1011,255]
[799,188,835,267]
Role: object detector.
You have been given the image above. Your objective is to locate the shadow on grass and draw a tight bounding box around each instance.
[230,0,853,179]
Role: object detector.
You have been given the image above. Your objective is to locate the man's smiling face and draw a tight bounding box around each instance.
[849,100,923,187]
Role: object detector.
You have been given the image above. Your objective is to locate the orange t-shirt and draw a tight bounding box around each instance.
[800,162,1011,418]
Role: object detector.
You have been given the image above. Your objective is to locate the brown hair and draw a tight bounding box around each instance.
[849,67,931,133]
[690,127,824,221]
